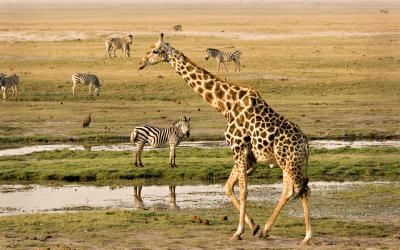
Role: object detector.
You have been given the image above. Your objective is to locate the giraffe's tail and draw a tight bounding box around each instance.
[294,177,310,200]
[294,144,310,200]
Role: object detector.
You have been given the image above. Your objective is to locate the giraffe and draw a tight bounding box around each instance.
[138,33,312,244]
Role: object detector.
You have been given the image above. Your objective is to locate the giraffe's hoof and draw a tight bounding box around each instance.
[252,224,260,236]
[299,239,310,245]
[138,164,144,168]
[258,231,269,239]
[230,234,242,241]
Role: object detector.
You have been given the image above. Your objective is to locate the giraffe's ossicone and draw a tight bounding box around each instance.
[138,33,312,244]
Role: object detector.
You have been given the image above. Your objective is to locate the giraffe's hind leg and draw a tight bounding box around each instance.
[225,168,260,238]
[300,189,312,244]
[259,173,294,238]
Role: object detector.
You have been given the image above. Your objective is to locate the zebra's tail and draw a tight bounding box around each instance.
[130,130,138,143]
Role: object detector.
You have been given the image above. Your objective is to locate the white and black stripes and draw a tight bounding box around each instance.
[71,73,100,96]
[105,34,133,58]
[0,73,20,100]
[130,117,191,168]
[204,48,241,73]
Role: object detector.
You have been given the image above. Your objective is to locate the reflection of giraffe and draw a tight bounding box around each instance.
[133,185,178,210]
[138,33,311,244]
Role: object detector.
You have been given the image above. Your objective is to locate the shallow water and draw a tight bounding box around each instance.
[1,181,398,221]
[0,140,399,157]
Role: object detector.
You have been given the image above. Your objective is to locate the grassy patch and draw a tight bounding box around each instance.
[0,147,399,185]
[1,204,399,249]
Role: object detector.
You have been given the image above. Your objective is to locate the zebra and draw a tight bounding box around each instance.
[0,73,20,100]
[130,116,191,168]
[204,48,241,73]
[71,73,100,96]
[172,24,182,31]
[105,34,133,58]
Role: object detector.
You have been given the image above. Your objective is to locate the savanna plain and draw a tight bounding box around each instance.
[0,0,400,249]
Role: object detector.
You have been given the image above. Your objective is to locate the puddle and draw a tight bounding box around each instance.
[0,140,399,157]
[0,181,398,222]
[1,30,399,42]
[310,140,400,149]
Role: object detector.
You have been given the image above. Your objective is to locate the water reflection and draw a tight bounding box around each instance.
[133,185,178,210]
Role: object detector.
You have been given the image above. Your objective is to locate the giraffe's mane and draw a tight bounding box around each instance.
[177,49,256,90]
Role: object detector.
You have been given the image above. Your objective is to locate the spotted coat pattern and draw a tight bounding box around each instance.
[138,33,312,244]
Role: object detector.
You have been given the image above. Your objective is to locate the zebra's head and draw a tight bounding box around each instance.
[204,49,211,60]
[173,116,191,138]
[127,34,133,44]
[138,33,172,70]
[204,48,218,61]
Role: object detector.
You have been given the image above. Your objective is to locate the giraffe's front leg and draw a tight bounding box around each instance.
[225,168,259,238]
[231,166,248,240]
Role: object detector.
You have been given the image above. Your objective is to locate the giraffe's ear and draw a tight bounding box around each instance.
[159,33,164,42]
[187,117,190,122]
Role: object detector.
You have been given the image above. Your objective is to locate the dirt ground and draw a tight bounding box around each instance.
[1,229,399,250]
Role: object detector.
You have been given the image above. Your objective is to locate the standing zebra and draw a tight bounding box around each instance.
[105,34,133,58]
[0,73,20,100]
[130,116,191,168]
[71,73,100,96]
[204,48,241,73]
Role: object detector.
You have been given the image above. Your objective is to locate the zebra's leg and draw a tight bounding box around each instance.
[135,141,145,167]
[223,62,229,72]
[11,87,15,96]
[88,83,92,96]
[217,61,221,73]
[72,83,76,96]
[113,49,117,58]
[95,87,100,96]
[14,85,18,96]
[1,87,6,100]
[169,144,177,167]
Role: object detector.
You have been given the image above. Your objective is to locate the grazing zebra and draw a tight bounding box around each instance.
[172,24,182,31]
[130,116,191,168]
[204,48,241,73]
[71,73,100,96]
[0,73,20,100]
[105,34,133,58]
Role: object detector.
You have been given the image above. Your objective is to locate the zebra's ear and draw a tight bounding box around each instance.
[187,117,190,121]
[159,33,164,42]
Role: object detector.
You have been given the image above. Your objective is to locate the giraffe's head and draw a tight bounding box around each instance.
[138,33,172,70]
[173,116,191,138]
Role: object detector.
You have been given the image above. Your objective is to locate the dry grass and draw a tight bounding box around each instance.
[0,1,399,145]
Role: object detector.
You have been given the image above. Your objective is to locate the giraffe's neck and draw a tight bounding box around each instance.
[166,48,238,116]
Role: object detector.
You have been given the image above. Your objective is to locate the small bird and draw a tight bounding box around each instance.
[82,113,91,128]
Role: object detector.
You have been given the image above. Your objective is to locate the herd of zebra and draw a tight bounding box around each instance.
[2,33,241,167]
[1,33,241,100]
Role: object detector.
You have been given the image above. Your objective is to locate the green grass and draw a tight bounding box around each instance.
[1,147,398,185]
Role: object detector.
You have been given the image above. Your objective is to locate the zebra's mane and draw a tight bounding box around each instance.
[206,48,220,57]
